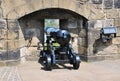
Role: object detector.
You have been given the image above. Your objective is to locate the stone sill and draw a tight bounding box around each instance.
[80,54,120,62]
[0,59,20,66]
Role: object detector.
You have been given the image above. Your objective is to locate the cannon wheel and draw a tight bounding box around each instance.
[45,55,52,70]
[73,55,80,69]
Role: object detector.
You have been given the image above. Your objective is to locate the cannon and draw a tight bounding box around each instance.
[40,27,81,70]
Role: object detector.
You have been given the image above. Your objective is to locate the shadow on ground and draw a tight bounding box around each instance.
[38,57,73,71]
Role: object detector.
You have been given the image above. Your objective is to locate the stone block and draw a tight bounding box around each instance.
[0,40,5,50]
[117,27,120,36]
[43,0,52,8]
[87,55,105,62]
[0,49,20,60]
[114,0,120,8]
[104,54,120,60]
[7,30,17,40]
[52,0,59,7]
[106,9,119,19]
[85,4,104,20]
[19,29,24,39]
[91,0,102,4]
[7,50,20,60]
[94,20,103,29]
[68,0,77,11]
[0,29,7,40]
[19,39,25,47]
[8,20,19,30]
[78,37,86,47]
[76,0,89,2]
[104,0,113,9]
[87,29,100,45]
[87,45,94,55]
[117,44,120,54]
[14,40,20,48]
[114,19,120,26]
[102,19,114,27]
[96,45,118,55]
[26,36,40,47]
[78,46,87,55]
[4,40,16,50]
[24,47,40,58]
[112,37,120,44]
[79,29,87,37]
[28,0,42,11]
[0,19,7,29]
[88,20,103,29]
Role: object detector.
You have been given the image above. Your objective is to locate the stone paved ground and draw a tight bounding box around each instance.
[0,60,120,81]
[0,67,22,81]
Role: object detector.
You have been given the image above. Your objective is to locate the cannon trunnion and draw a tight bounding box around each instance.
[40,27,81,70]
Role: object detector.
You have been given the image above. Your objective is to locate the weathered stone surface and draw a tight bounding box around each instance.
[79,29,87,37]
[76,0,89,2]
[0,50,20,60]
[96,45,118,55]
[87,29,100,46]
[104,0,113,9]
[5,40,15,50]
[8,20,19,30]
[4,40,20,50]
[94,20,102,29]
[7,30,17,40]
[91,0,102,4]
[0,29,7,39]
[19,39,25,47]
[25,36,40,47]
[78,46,87,55]
[0,40,4,50]
[112,37,120,44]
[106,9,119,19]
[102,19,114,27]
[114,0,120,8]
[52,0,59,7]
[43,0,52,8]
[78,4,104,19]
[114,19,120,27]
[1,0,104,20]
[0,0,120,62]
[87,45,94,55]
[117,27,120,36]
[88,20,103,29]
[19,29,24,39]
[78,37,86,47]
[88,20,96,28]
[117,44,120,54]
[0,19,7,29]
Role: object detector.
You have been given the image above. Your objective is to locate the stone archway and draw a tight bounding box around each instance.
[18,8,88,60]
[2,0,104,20]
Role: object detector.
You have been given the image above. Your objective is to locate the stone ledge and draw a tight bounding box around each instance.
[0,59,20,66]
[80,54,120,62]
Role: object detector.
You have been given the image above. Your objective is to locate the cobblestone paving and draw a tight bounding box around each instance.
[0,67,22,81]
[0,60,120,81]
[18,60,120,81]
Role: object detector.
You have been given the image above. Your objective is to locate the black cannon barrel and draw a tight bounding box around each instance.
[45,27,71,46]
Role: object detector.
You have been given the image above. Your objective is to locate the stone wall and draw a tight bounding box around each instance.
[0,0,120,62]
